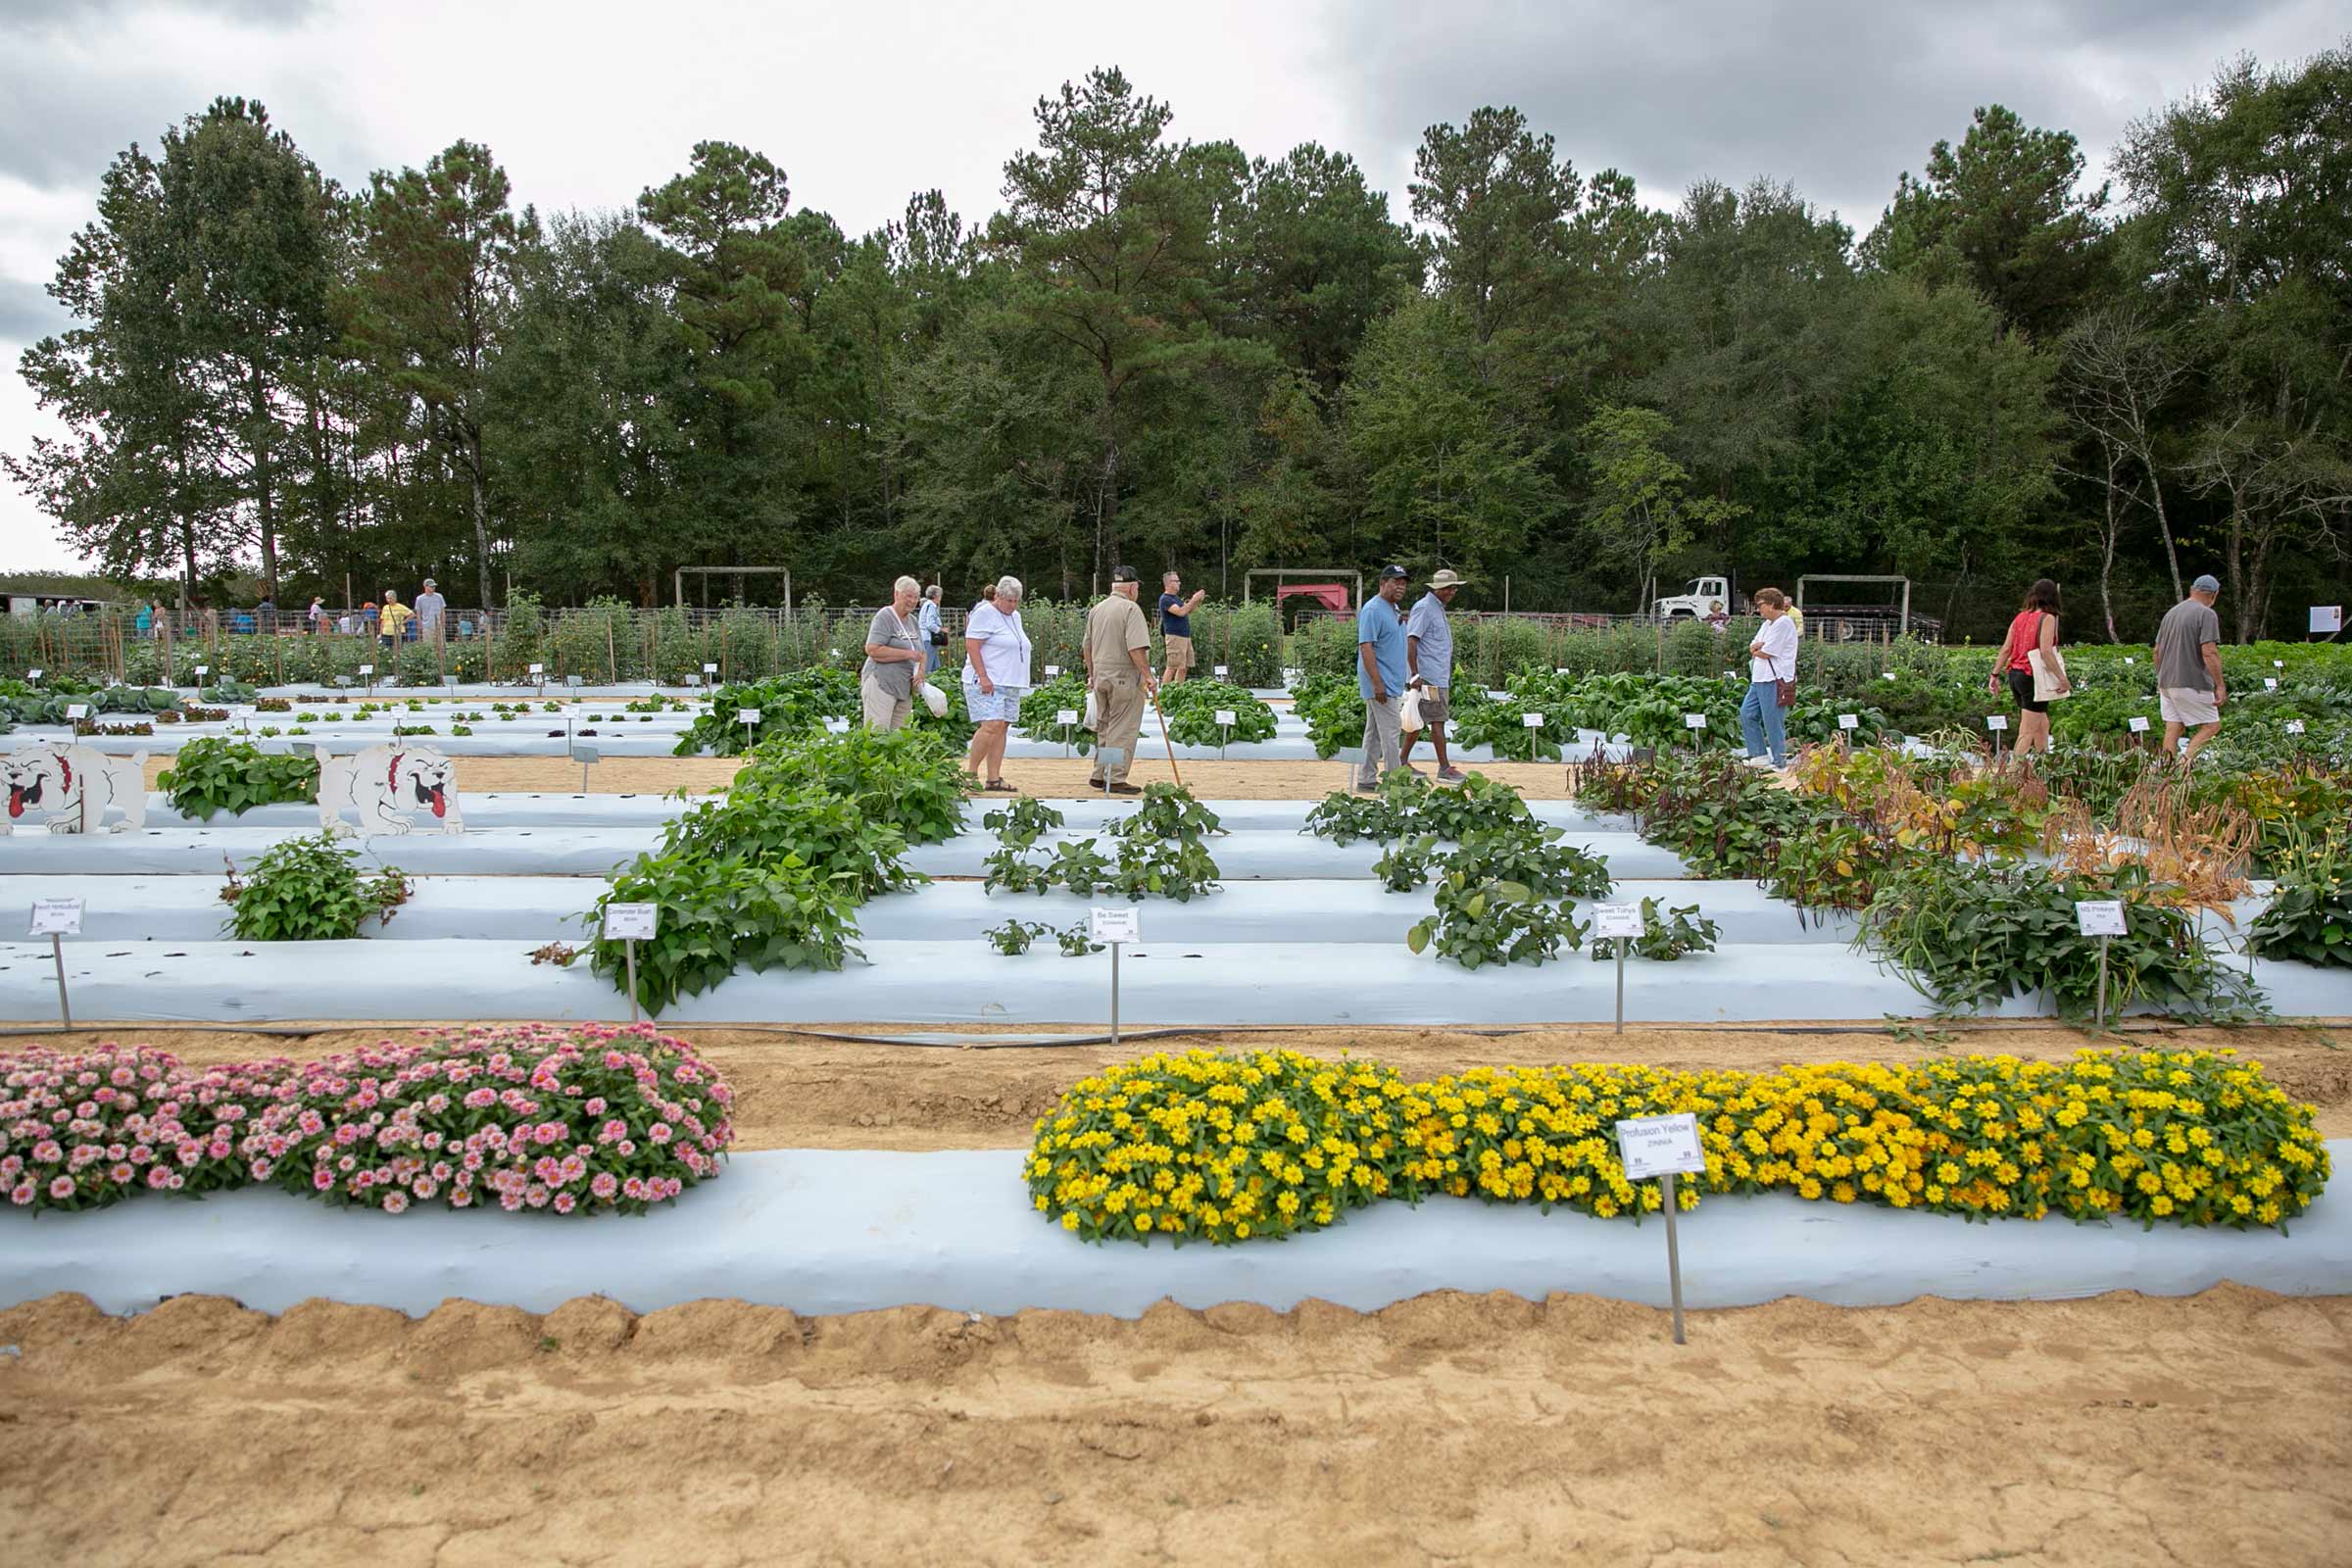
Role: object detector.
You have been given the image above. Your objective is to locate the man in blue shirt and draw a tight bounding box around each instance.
[1354,564,1410,791]
[1399,568,1467,780]
[918,585,944,674]
[1157,570,1205,683]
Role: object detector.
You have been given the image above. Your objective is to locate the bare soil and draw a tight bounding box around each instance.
[2,1284,2345,1566]
[13,1019,2348,1146]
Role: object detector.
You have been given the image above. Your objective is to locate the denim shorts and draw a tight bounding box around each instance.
[965,682,1024,722]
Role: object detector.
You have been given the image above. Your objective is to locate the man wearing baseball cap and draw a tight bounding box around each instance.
[414,578,447,641]
[2155,573,2227,765]
[1353,564,1411,791]
[1084,565,1155,794]
[1400,568,1468,780]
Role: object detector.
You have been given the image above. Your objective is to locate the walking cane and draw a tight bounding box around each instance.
[1150,680,1184,790]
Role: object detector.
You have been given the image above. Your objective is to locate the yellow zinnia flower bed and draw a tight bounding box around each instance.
[1025,1048,2330,1246]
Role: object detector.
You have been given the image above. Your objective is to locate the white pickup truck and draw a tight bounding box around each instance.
[1651,575,1735,620]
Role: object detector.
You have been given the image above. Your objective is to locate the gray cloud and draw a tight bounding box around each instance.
[1311,0,2329,233]
[0,276,69,345]
[3,0,322,28]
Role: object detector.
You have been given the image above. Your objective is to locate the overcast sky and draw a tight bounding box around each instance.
[2,0,2342,571]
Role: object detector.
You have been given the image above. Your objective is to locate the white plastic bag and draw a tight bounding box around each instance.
[1398,684,1425,733]
[919,681,948,718]
[1083,690,1100,730]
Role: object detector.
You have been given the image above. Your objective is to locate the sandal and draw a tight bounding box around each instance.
[986,778,1012,792]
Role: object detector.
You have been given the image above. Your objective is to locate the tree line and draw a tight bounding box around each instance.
[8,49,2348,642]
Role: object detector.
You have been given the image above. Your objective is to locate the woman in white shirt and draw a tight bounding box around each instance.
[1739,586,1800,768]
[961,575,1033,791]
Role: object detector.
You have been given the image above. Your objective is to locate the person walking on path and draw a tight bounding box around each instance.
[1354,564,1411,792]
[1987,578,2070,756]
[1084,566,1154,794]
[1399,568,1468,781]
[1157,570,1205,684]
[859,575,927,731]
[918,584,944,674]
[377,590,415,650]
[2156,574,2228,766]
[961,575,1032,792]
[1739,587,1799,769]
[414,579,447,640]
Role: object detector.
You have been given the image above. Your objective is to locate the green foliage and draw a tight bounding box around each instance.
[661,779,922,901]
[1290,672,1365,759]
[1017,674,1095,754]
[220,835,411,941]
[2245,839,2352,968]
[737,724,970,846]
[1858,859,2265,1023]
[1102,782,1225,843]
[157,737,319,819]
[985,918,1045,955]
[1406,873,1589,970]
[673,670,857,755]
[983,796,1065,850]
[1158,680,1278,746]
[590,854,866,1013]
[1592,898,1721,961]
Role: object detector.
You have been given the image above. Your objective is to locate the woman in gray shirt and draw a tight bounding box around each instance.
[860,575,928,730]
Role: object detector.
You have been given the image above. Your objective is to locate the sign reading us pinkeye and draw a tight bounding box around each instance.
[1615,1113,1706,1180]
[2075,901,2128,938]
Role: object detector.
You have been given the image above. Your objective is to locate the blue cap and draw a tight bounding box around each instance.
[1378,564,1409,580]
[2192,574,2221,594]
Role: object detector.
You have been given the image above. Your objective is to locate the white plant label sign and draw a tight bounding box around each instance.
[24,668,39,682]
[65,703,88,720]
[2311,607,2343,634]
[703,662,718,674]
[1592,903,1644,940]
[28,899,82,937]
[1986,714,2009,731]
[1616,1112,1706,1180]
[823,716,851,734]
[2128,716,2150,733]
[1214,709,1237,726]
[2286,719,2306,734]
[1882,671,1896,681]
[529,663,545,675]
[195,664,209,677]
[1213,664,1228,678]
[357,664,374,676]
[443,675,460,687]
[738,709,761,725]
[602,903,659,941]
[1089,906,1140,945]
[2265,678,2278,690]
[1523,711,1544,728]
[1045,665,1061,678]
[1837,713,1859,731]
[2075,900,2128,938]
[1684,712,1706,730]
[1055,709,1078,726]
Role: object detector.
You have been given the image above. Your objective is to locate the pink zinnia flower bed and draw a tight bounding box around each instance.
[2,1023,732,1218]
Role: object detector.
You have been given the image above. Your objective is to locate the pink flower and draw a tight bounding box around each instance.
[590,1172,618,1200]
[463,1088,496,1109]
[110,1162,135,1183]
[381,1191,409,1214]
[553,1192,576,1214]
[145,1166,172,1190]
[649,1123,673,1145]
[48,1175,75,1200]
[314,1167,335,1191]
[8,1182,32,1205]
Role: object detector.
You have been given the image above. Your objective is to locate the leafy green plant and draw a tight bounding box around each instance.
[219,836,411,941]
[1413,772,1534,840]
[981,843,1055,896]
[661,777,922,900]
[1046,839,1119,896]
[1291,672,1365,759]
[156,736,319,819]
[737,724,970,845]
[1406,873,1588,969]
[1450,823,1613,901]
[1591,897,1720,961]
[1113,832,1223,902]
[1055,922,1106,956]
[1302,787,1409,846]
[983,796,1065,849]
[1371,834,1444,892]
[197,676,260,704]
[1017,674,1096,754]
[1157,680,1278,746]
[588,853,865,1014]
[2245,838,2352,967]
[1103,782,1226,842]
[985,918,1048,955]
[1761,817,1899,914]
[672,669,858,756]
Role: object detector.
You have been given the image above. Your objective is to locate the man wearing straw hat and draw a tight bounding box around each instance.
[1399,568,1468,780]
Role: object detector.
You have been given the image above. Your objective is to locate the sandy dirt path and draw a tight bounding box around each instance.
[143,753,1586,799]
[13,1019,2348,1144]
[1,1284,2344,1567]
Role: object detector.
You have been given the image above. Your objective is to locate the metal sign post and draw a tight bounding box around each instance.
[529,662,546,698]
[1091,906,1139,1046]
[738,707,761,749]
[1056,707,1078,759]
[603,903,659,1022]
[1215,707,1235,760]
[1986,712,2007,760]
[1615,1112,1706,1346]
[194,662,210,695]
[2077,900,2127,1029]
[30,900,82,1028]
[573,743,600,794]
[358,662,375,700]
[1593,903,1643,1035]
[1097,747,1125,799]
[1683,711,1706,751]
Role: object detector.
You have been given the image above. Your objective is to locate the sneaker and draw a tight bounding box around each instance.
[1741,754,1777,768]
[1436,766,1468,781]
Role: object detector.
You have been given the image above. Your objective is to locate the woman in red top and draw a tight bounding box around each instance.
[1986,578,2069,755]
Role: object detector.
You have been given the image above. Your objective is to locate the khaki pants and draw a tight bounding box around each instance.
[1356,694,1401,789]
[1090,673,1147,782]
[1162,634,1193,681]
[860,673,911,731]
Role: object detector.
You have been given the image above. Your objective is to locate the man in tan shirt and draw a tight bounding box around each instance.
[1084,564,1155,794]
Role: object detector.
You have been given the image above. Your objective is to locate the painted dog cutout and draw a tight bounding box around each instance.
[0,743,148,834]
[317,745,464,836]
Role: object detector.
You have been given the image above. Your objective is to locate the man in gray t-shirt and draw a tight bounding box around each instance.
[2153,573,2226,765]
[1399,569,1467,780]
